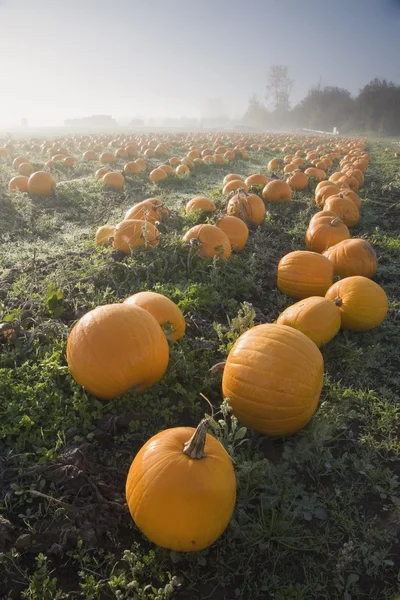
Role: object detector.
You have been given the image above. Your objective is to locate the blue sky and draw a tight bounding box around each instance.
[0,0,399,126]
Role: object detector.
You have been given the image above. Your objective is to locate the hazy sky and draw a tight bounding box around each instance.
[1,0,400,127]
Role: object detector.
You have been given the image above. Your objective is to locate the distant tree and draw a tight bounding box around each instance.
[266,65,293,114]
[243,95,271,129]
[354,78,400,135]
[292,86,355,131]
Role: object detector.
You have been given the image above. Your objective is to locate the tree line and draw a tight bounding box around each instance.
[243,66,400,135]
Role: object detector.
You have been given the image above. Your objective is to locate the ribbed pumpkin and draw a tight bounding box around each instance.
[315,184,340,207]
[304,167,326,181]
[340,189,361,210]
[216,215,249,251]
[287,170,308,190]
[67,303,169,399]
[183,224,231,259]
[277,297,341,347]
[95,224,115,246]
[267,158,281,171]
[262,179,292,202]
[27,171,56,195]
[124,201,158,223]
[185,197,216,214]
[323,238,378,279]
[125,419,236,551]
[8,175,29,193]
[277,251,334,299]
[124,291,186,341]
[305,216,350,253]
[222,180,248,195]
[149,167,168,183]
[324,194,360,227]
[309,210,338,224]
[113,220,160,254]
[245,173,268,187]
[227,191,265,225]
[325,276,388,331]
[103,171,125,189]
[222,324,324,435]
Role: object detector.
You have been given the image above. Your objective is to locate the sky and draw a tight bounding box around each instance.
[1,0,400,128]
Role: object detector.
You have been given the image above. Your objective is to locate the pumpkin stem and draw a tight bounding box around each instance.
[330,217,341,226]
[183,419,208,459]
[334,296,343,307]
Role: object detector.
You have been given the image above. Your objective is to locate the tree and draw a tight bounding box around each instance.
[243,95,271,129]
[292,86,355,131]
[354,78,400,135]
[266,65,293,114]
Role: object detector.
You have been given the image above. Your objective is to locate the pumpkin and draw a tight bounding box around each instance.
[223,173,242,184]
[124,161,141,174]
[222,324,324,435]
[125,419,236,551]
[305,167,327,180]
[323,238,378,279]
[83,150,97,161]
[103,171,125,189]
[124,201,158,223]
[176,164,190,177]
[222,180,248,195]
[135,158,146,171]
[183,224,231,259]
[124,291,185,341]
[305,216,350,253]
[216,215,249,251]
[185,197,216,214]
[13,156,28,169]
[287,170,308,190]
[95,224,115,246]
[100,152,117,164]
[267,158,282,171]
[95,167,112,179]
[113,219,160,254]
[325,276,388,331]
[323,194,360,227]
[277,250,334,299]
[309,210,338,223]
[63,156,76,168]
[340,189,361,210]
[315,184,341,207]
[18,162,34,177]
[262,180,292,202]
[8,175,29,193]
[149,167,168,183]
[245,173,268,187]
[158,164,174,175]
[116,148,128,158]
[67,303,169,399]
[27,171,56,195]
[277,297,341,347]
[227,191,265,225]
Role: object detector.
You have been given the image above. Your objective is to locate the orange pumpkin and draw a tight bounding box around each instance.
[8,175,29,193]
[323,238,377,279]
[95,167,112,179]
[277,297,341,347]
[176,164,190,177]
[185,197,216,214]
[277,251,334,299]
[262,180,292,202]
[124,161,141,174]
[222,180,248,195]
[267,158,282,171]
[183,224,231,259]
[245,173,268,187]
[287,170,308,190]
[323,194,360,227]
[216,215,249,251]
[315,184,341,208]
[125,419,236,551]
[227,191,265,226]
[124,201,158,223]
[103,171,125,189]
[325,276,388,331]
[95,224,115,246]
[222,324,324,435]
[305,217,350,253]
[18,162,34,177]
[27,171,56,195]
[124,291,185,341]
[113,220,160,254]
[100,152,117,164]
[149,167,168,183]
[67,303,169,399]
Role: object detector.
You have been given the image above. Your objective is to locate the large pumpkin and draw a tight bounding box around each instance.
[277,297,341,347]
[216,215,249,252]
[227,191,265,225]
[113,219,160,254]
[124,201,158,223]
[287,170,308,190]
[27,171,56,195]
[323,194,360,227]
[103,171,125,189]
[67,303,169,399]
[323,238,377,279]
[183,224,231,259]
[124,291,186,341]
[277,250,334,299]
[222,324,324,435]
[8,176,29,193]
[262,180,292,202]
[305,216,350,253]
[125,419,236,551]
[325,276,388,331]
[95,224,115,246]
[185,197,216,214]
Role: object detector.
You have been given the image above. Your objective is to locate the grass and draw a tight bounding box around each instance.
[0,138,400,599]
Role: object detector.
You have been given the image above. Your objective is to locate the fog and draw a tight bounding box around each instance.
[1,0,400,133]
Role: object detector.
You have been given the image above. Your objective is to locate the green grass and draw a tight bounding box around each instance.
[0,139,400,599]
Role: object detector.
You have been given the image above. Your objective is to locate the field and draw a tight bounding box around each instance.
[0,134,399,600]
